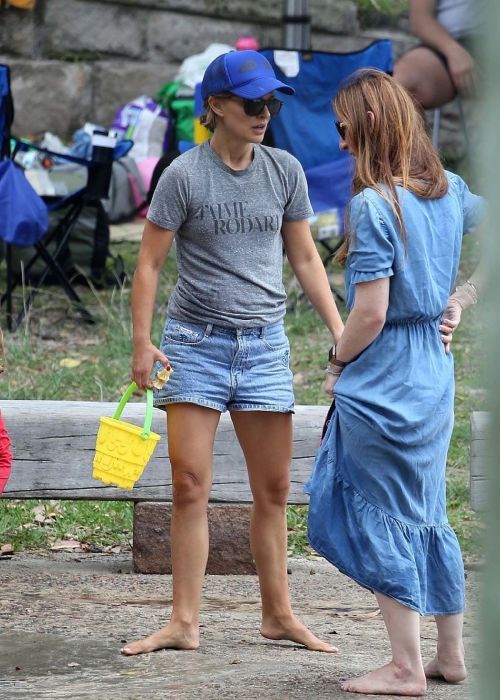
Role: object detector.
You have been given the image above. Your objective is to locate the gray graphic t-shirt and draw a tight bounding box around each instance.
[148,142,313,327]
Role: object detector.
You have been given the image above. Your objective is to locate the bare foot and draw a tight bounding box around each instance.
[260,615,337,653]
[425,652,467,683]
[341,661,427,696]
[120,623,199,656]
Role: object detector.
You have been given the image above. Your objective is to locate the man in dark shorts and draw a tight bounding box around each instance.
[394,0,482,109]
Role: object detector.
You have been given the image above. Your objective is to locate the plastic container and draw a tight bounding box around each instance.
[92,382,160,490]
[235,35,260,51]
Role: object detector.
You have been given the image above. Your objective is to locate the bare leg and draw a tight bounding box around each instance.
[425,613,466,682]
[393,47,456,109]
[341,592,427,696]
[121,404,220,655]
[231,411,336,653]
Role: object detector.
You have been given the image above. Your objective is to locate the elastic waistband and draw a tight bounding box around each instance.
[386,315,441,326]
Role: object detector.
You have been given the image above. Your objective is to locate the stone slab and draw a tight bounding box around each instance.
[92,61,179,127]
[44,0,144,58]
[0,6,35,58]
[95,0,359,35]
[133,501,257,575]
[6,60,92,138]
[146,11,268,63]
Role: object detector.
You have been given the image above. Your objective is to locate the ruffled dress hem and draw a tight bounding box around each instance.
[305,435,465,617]
[307,531,465,617]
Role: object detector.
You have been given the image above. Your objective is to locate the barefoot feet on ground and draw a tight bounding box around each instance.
[260,615,337,653]
[425,652,467,683]
[120,623,199,656]
[340,661,427,696]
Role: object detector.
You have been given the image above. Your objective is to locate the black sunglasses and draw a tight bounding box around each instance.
[335,120,347,139]
[231,96,284,118]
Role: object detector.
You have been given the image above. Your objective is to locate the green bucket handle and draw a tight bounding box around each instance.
[112,382,154,440]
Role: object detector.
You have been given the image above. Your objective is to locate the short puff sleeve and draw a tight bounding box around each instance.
[447,171,484,235]
[347,192,395,284]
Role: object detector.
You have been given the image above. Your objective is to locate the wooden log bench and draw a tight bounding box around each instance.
[470,411,490,512]
[0,400,327,575]
[2,401,487,574]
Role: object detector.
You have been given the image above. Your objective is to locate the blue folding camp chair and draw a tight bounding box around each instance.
[260,41,393,300]
[0,63,132,331]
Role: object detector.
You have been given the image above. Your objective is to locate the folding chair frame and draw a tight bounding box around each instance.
[2,185,98,331]
[1,123,132,332]
[432,96,470,154]
[1,139,102,331]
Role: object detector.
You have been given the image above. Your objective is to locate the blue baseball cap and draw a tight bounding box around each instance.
[201,50,295,101]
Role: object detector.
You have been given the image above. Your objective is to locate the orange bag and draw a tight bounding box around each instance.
[7,1,37,9]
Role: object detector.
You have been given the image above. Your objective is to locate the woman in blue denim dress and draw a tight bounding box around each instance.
[306,69,483,695]
[123,50,344,656]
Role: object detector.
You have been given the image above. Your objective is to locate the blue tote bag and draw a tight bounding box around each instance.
[0,160,48,246]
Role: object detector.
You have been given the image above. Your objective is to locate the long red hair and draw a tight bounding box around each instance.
[334,69,448,264]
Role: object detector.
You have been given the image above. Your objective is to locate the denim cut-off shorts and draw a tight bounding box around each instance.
[153,318,295,413]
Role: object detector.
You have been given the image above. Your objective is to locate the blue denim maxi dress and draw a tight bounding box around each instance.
[306,172,483,615]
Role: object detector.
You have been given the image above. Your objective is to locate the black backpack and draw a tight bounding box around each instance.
[147,148,180,203]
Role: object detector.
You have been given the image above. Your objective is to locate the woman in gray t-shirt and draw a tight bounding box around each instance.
[123,50,344,656]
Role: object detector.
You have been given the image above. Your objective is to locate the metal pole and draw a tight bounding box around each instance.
[282,0,311,50]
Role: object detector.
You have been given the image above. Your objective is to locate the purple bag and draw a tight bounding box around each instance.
[0,160,48,247]
[112,96,172,161]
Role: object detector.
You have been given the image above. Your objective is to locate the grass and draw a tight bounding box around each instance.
[0,230,484,560]
[0,499,132,552]
[354,0,408,27]
[355,0,408,16]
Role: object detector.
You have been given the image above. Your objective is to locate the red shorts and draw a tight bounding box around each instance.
[0,412,12,495]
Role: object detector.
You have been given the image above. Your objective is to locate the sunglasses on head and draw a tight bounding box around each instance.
[335,120,347,139]
[231,96,284,118]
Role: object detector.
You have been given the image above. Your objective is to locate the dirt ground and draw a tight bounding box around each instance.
[0,552,479,700]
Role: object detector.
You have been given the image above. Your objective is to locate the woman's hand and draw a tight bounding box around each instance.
[439,297,463,353]
[446,43,477,97]
[131,340,170,391]
[323,367,341,397]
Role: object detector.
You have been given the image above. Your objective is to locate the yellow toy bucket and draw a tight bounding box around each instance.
[92,382,160,490]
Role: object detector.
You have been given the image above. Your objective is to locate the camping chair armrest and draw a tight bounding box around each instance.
[11,137,134,167]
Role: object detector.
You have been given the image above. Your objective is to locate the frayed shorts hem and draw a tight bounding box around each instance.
[154,396,294,414]
[229,404,294,413]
